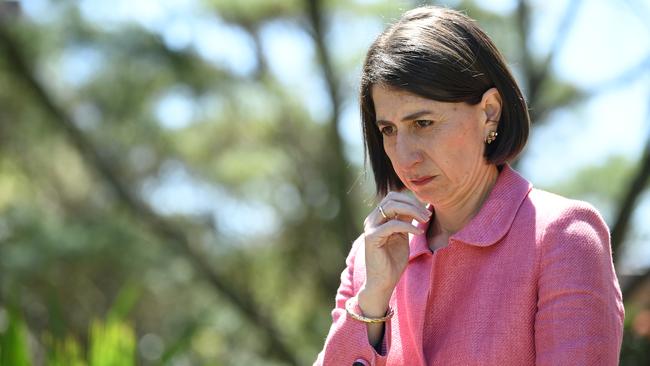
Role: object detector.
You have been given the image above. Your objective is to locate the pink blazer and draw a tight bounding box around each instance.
[314,165,624,366]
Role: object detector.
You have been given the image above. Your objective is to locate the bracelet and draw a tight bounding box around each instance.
[345,298,394,323]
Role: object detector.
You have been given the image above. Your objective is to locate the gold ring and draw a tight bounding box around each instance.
[378,204,389,220]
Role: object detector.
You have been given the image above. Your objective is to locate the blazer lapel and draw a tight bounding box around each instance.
[393,230,432,365]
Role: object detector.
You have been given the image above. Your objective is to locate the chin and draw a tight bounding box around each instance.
[408,187,442,206]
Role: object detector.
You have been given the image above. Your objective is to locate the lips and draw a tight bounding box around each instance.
[409,176,435,186]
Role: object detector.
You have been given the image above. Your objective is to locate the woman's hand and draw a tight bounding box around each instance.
[362,191,431,296]
[356,191,431,347]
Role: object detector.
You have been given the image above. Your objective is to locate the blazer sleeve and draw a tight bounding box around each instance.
[535,202,625,365]
[314,235,390,366]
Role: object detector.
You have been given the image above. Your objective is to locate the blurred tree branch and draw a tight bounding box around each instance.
[525,53,650,128]
[0,1,19,20]
[615,94,650,299]
[227,16,350,302]
[240,20,269,81]
[530,0,581,108]
[516,0,582,124]
[611,131,650,261]
[624,269,650,300]
[0,24,299,366]
[305,0,360,249]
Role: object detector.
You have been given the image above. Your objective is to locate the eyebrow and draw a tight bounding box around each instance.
[376,110,434,125]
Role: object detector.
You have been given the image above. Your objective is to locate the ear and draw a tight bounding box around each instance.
[480,87,502,131]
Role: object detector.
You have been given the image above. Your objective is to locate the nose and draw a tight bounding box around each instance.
[393,132,423,169]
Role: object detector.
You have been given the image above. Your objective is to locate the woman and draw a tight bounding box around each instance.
[314,6,624,366]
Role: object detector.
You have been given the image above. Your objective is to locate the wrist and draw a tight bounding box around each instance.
[360,282,394,299]
[357,286,392,318]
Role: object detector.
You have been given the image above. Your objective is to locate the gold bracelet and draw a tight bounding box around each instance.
[345,298,394,323]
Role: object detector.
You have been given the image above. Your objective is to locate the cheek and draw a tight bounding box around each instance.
[383,140,412,185]
[383,142,404,175]
[453,118,483,153]
[382,140,394,160]
[436,123,483,171]
[432,126,470,156]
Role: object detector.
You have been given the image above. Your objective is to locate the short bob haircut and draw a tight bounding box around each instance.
[361,6,529,197]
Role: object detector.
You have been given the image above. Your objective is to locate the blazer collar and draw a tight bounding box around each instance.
[408,165,532,261]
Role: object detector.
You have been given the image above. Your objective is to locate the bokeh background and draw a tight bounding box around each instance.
[0,0,649,365]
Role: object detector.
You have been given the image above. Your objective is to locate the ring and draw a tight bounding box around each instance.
[378,204,389,220]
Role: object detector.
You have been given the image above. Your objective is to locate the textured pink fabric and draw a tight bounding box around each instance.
[314,165,624,366]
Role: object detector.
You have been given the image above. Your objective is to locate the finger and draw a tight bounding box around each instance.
[366,220,424,246]
[382,193,430,220]
[376,201,430,224]
[384,191,427,210]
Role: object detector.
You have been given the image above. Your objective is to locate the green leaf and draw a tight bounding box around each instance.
[89,319,136,366]
[106,282,141,323]
[0,306,32,366]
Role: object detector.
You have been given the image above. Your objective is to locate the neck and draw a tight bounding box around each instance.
[430,165,499,239]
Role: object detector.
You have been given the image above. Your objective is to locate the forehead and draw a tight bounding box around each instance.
[372,85,431,106]
[372,84,451,119]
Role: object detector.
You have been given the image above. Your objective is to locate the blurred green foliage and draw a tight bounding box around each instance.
[621,304,650,366]
[0,305,31,366]
[0,0,648,365]
[1,302,136,366]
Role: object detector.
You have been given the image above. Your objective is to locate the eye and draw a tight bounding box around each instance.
[415,120,433,128]
[379,125,396,136]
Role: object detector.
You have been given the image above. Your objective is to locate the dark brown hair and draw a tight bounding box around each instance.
[361,6,529,196]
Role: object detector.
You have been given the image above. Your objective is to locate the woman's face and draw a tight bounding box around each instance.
[372,84,500,207]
